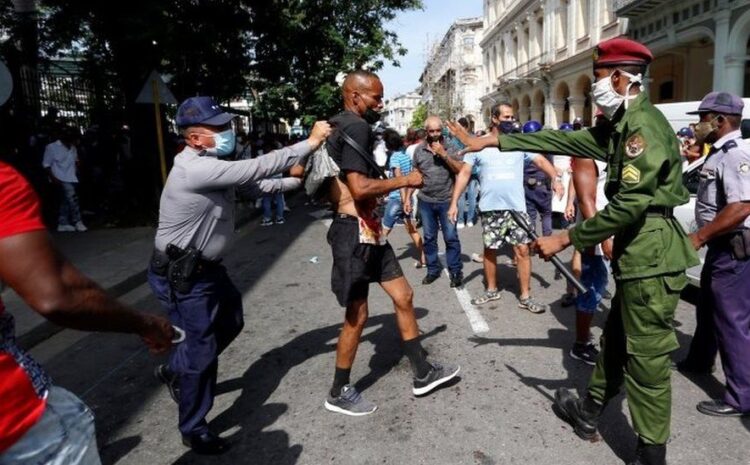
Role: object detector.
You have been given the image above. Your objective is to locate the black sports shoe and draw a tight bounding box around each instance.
[154,364,180,404]
[570,342,599,366]
[449,273,463,288]
[673,359,715,374]
[412,361,460,396]
[422,273,440,285]
[552,388,602,441]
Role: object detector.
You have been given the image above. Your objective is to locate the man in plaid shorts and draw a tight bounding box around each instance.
[449,103,562,313]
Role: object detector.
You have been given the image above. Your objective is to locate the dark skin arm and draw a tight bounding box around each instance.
[573,159,613,259]
[0,231,173,354]
[345,170,423,202]
[690,202,750,249]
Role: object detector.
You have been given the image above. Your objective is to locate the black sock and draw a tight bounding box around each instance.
[403,337,431,378]
[330,367,351,397]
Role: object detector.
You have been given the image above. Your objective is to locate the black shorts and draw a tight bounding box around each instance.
[327,214,403,307]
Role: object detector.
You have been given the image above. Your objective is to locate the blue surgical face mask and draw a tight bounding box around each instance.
[205,129,236,157]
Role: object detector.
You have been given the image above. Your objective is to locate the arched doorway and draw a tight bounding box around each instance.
[532,89,545,124]
[573,75,592,126]
[554,81,570,127]
[520,94,531,123]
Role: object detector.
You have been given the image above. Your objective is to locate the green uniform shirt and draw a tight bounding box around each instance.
[499,93,699,280]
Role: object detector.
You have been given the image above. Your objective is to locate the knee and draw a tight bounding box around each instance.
[515,245,530,259]
[393,285,414,309]
[344,301,369,327]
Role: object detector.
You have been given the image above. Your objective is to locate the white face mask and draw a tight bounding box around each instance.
[591,70,642,119]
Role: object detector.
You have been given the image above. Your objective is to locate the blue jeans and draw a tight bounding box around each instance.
[58,182,82,226]
[262,192,284,221]
[148,265,244,436]
[456,179,478,225]
[576,254,609,314]
[418,199,462,277]
[0,387,101,465]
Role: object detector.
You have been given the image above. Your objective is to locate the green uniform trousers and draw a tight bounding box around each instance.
[588,272,687,445]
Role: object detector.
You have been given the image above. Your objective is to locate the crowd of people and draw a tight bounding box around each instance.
[1,35,749,465]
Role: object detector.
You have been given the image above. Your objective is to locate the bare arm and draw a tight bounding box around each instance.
[446,122,500,153]
[429,142,464,174]
[346,170,423,202]
[531,155,564,198]
[448,163,473,223]
[0,231,173,353]
[572,159,598,220]
[691,202,750,249]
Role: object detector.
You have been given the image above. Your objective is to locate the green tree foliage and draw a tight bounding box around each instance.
[410,102,427,129]
[22,0,422,121]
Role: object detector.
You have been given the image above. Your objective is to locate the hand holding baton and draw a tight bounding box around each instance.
[508,210,588,294]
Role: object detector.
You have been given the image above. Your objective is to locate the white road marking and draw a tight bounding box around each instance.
[443,269,490,334]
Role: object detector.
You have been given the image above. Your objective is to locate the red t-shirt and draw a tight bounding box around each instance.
[0,161,48,453]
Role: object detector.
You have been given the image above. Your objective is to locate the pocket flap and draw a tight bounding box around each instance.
[664,273,688,293]
[626,331,679,356]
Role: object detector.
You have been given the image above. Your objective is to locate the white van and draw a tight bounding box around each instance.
[655,98,750,133]
[656,99,750,287]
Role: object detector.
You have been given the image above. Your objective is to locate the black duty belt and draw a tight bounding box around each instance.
[645,206,674,217]
[149,246,220,277]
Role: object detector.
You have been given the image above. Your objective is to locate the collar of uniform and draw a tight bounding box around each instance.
[613,92,647,133]
[712,129,743,151]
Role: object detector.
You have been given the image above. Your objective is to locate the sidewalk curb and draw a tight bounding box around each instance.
[18,201,264,351]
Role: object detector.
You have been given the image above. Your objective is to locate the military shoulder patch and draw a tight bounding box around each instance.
[622,164,641,184]
[738,162,750,175]
[625,134,646,158]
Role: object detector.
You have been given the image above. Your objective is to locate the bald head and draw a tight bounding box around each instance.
[342,69,384,117]
[424,116,442,130]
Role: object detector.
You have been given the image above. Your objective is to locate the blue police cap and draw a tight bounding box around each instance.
[176,96,234,127]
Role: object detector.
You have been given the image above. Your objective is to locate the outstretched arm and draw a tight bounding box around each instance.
[0,231,174,353]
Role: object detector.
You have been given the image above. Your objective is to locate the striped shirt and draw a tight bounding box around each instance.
[388,150,412,200]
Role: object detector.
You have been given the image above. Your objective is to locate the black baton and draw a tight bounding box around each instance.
[509,210,588,294]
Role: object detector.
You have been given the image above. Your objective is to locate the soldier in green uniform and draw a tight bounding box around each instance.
[448,38,699,465]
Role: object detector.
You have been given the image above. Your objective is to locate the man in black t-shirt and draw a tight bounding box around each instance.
[323,70,461,416]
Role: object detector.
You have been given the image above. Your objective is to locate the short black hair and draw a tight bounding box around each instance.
[491,102,512,118]
[415,128,427,140]
[458,117,469,129]
[382,128,403,151]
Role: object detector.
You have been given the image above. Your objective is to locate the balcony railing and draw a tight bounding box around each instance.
[494,52,549,85]
[614,0,669,17]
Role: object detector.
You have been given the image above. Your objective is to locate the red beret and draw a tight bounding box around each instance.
[593,38,653,68]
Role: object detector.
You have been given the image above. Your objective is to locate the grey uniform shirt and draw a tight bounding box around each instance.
[696,130,750,230]
[154,141,312,260]
[411,141,460,203]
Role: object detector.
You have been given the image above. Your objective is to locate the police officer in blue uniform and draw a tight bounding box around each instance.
[678,92,750,417]
[522,120,555,236]
[148,96,331,454]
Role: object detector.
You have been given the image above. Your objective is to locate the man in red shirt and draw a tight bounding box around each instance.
[0,161,174,464]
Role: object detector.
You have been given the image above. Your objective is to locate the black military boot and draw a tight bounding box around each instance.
[628,439,666,465]
[552,388,603,440]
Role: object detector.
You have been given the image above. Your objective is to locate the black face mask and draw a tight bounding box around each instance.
[363,108,381,125]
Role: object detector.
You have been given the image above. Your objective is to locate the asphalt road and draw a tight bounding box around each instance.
[29,202,750,465]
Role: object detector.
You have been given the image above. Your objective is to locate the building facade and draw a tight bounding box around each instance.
[420,17,485,128]
[616,0,750,102]
[480,0,626,129]
[382,92,422,135]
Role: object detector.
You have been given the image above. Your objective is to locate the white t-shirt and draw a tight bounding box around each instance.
[42,140,78,183]
[576,159,609,256]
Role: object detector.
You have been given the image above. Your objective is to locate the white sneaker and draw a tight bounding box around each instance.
[466,222,474,228]
[74,221,88,232]
[57,224,76,232]
[457,222,465,229]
